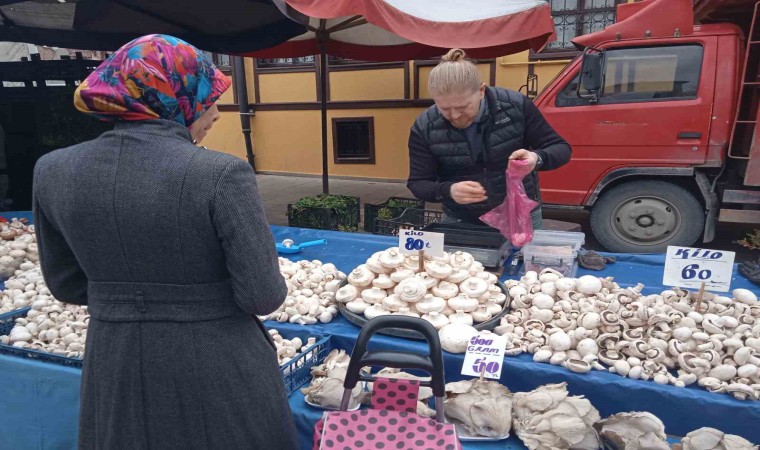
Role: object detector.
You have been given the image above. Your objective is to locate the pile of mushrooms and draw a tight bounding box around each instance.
[0,220,37,281]
[268,329,318,366]
[0,265,47,314]
[301,349,367,409]
[494,269,760,400]
[512,382,600,449]
[1,294,87,359]
[673,427,757,450]
[335,248,507,328]
[444,378,512,438]
[260,258,345,325]
[435,379,757,448]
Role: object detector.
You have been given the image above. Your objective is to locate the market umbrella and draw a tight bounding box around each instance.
[244,0,556,194]
[0,0,308,53]
[0,0,309,168]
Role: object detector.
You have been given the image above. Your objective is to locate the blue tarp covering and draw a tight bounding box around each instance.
[0,221,756,449]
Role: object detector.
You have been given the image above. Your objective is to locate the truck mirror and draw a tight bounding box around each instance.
[579,51,603,99]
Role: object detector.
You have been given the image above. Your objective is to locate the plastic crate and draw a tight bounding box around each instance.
[373,208,443,236]
[278,332,331,396]
[363,197,424,232]
[0,307,30,335]
[287,195,361,232]
[0,307,83,368]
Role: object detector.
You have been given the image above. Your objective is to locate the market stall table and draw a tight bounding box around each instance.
[0,222,757,449]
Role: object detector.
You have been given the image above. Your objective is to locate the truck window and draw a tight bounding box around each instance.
[555,45,703,107]
[599,45,703,103]
[556,72,593,107]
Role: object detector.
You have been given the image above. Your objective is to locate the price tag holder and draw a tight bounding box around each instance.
[461,334,507,380]
[663,246,735,292]
[399,230,445,258]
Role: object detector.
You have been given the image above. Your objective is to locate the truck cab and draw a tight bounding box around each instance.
[534,0,760,253]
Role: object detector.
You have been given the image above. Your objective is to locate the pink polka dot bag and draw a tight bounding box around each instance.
[312,317,462,450]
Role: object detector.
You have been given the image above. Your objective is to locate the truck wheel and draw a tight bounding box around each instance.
[590,181,703,253]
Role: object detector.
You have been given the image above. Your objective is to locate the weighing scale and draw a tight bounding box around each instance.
[420,222,512,269]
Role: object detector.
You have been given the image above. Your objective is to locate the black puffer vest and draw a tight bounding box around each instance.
[416,86,540,222]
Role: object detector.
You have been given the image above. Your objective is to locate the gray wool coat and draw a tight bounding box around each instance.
[32,119,298,450]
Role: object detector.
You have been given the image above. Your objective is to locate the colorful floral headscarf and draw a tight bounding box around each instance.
[74,34,231,128]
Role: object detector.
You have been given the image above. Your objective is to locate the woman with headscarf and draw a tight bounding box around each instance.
[32,34,297,449]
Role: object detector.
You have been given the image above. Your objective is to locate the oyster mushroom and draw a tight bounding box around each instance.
[593,412,670,450]
[444,379,512,438]
[512,382,600,450]
[673,427,757,450]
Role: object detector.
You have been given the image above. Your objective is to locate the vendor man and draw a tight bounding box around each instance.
[407,49,571,229]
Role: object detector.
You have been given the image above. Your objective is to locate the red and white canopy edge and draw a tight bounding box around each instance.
[246,0,556,61]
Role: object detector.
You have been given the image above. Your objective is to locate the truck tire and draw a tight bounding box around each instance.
[590,180,704,253]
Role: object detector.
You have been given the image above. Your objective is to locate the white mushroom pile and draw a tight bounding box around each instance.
[1,295,87,359]
[0,220,37,281]
[260,258,345,325]
[335,248,507,328]
[494,269,760,400]
[268,329,318,366]
[0,265,47,314]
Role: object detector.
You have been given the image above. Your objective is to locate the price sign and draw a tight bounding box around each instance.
[398,230,445,258]
[663,246,735,292]
[461,334,507,380]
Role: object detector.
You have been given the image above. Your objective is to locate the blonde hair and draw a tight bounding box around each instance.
[428,49,482,96]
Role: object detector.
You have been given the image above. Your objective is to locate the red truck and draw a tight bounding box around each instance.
[535,0,760,253]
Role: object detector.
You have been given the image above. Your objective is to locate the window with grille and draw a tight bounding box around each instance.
[255,55,368,69]
[332,117,375,164]
[202,52,231,70]
[255,56,316,69]
[547,0,622,51]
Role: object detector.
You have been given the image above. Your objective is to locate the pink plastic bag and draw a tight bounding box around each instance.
[479,159,538,247]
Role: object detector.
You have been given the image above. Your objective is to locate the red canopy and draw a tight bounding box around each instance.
[245,0,556,61]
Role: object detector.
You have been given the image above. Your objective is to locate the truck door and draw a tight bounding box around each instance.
[538,41,715,206]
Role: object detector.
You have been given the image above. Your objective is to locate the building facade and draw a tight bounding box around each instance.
[203,0,628,181]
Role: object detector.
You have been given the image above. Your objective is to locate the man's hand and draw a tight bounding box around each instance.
[509,149,539,171]
[450,181,487,205]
